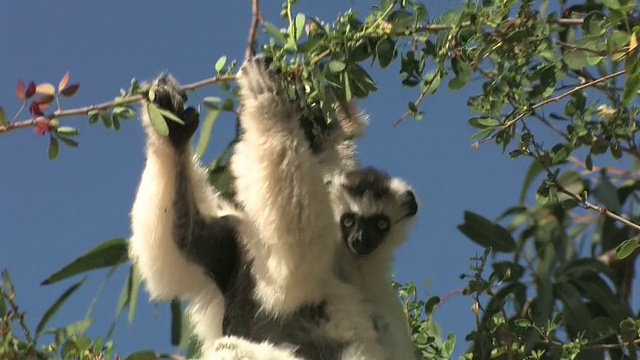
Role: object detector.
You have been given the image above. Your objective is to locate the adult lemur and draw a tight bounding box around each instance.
[130,56,418,359]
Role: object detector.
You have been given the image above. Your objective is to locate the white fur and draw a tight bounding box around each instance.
[228,59,386,359]
[130,66,388,360]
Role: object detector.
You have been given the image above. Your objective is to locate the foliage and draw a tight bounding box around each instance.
[3,0,640,359]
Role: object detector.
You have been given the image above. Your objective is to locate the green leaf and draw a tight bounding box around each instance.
[536,185,550,205]
[215,56,227,74]
[593,172,622,213]
[514,319,531,328]
[554,281,591,335]
[451,57,471,83]
[550,143,573,164]
[58,137,79,148]
[56,126,80,137]
[519,159,544,204]
[147,103,169,137]
[422,70,441,95]
[376,38,395,68]
[387,10,415,34]
[0,107,7,126]
[36,278,86,337]
[88,110,100,124]
[263,22,287,44]
[100,110,112,128]
[157,108,184,125]
[112,106,136,119]
[585,154,593,171]
[128,265,142,325]
[468,117,500,129]
[457,211,516,252]
[470,128,493,140]
[113,116,121,131]
[125,351,158,360]
[0,291,6,316]
[41,238,128,285]
[447,76,466,91]
[616,239,639,259]
[115,266,131,318]
[576,276,632,322]
[294,13,306,41]
[492,261,525,282]
[327,60,346,73]
[564,51,589,70]
[170,299,182,346]
[604,0,636,11]
[48,137,59,160]
[195,108,221,158]
[588,316,618,336]
[203,96,222,110]
[46,318,93,338]
[442,333,456,357]
[622,73,640,106]
[424,296,440,316]
[221,98,235,111]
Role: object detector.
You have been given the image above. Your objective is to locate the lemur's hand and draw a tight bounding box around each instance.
[150,74,199,150]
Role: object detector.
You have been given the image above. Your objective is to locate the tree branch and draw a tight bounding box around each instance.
[245,0,261,60]
[0,74,235,134]
[411,17,584,33]
[479,70,627,145]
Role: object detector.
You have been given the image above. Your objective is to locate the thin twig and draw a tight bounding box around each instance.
[479,70,626,145]
[245,0,261,60]
[557,183,640,232]
[410,17,584,33]
[0,74,235,134]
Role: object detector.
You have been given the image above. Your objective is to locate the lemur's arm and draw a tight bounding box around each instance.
[231,57,339,312]
[129,74,238,300]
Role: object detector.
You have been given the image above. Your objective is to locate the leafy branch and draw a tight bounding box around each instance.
[478,70,628,146]
[0,74,235,135]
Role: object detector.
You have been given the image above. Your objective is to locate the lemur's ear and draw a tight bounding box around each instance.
[402,190,418,218]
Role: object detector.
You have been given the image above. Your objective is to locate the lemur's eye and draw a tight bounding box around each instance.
[377,219,390,230]
[342,215,356,228]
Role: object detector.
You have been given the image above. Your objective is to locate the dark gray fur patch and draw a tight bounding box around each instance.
[300,104,338,155]
[343,167,391,199]
[173,164,240,292]
[222,251,346,359]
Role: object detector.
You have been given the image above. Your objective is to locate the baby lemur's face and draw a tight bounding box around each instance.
[330,167,418,256]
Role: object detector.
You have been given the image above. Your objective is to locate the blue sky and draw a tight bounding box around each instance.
[1,1,635,358]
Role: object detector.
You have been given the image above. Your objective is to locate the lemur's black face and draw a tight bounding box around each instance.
[340,212,391,255]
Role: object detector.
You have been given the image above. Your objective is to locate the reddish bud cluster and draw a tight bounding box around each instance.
[34,117,51,135]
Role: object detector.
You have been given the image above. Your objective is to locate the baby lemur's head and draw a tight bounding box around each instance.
[328,167,418,256]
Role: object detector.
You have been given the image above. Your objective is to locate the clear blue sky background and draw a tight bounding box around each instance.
[1,1,636,358]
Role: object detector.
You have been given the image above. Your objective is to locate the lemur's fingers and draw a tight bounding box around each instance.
[238,55,281,98]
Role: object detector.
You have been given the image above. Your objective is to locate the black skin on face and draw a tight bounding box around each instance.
[340,212,391,255]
